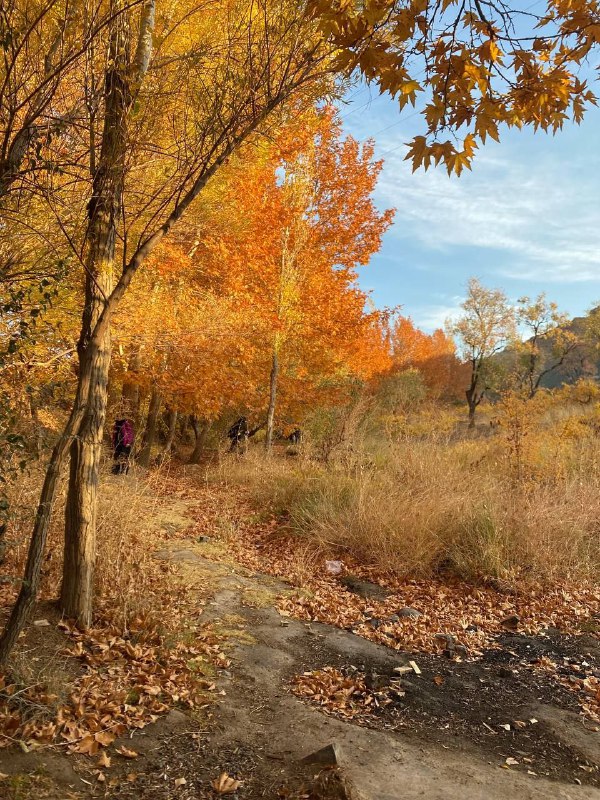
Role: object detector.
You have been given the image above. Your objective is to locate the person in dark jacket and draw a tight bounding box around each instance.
[227,416,248,453]
[112,418,134,474]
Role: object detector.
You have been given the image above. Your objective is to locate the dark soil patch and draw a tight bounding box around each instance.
[284,623,600,787]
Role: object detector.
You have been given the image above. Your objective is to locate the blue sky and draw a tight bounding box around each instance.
[342,87,600,333]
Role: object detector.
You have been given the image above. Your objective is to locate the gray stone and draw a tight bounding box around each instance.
[341,575,390,600]
[397,607,422,619]
[301,743,340,767]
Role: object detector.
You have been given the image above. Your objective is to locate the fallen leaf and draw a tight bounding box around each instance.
[505,757,519,766]
[175,777,187,787]
[97,751,111,768]
[75,735,99,755]
[116,746,138,759]
[433,675,444,686]
[95,730,116,746]
[212,772,242,794]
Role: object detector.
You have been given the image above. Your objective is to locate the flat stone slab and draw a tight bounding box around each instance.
[340,575,390,601]
[154,548,202,563]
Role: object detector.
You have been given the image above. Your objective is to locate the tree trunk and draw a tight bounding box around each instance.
[138,389,162,467]
[189,417,211,464]
[60,16,131,627]
[159,408,178,462]
[61,335,112,625]
[0,345,96,662]
[467,402,476,429]
[265,348,279,452]
[122,348,142,422]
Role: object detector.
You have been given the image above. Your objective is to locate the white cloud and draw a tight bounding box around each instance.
[368,132,600,284]
[411,300,464,332]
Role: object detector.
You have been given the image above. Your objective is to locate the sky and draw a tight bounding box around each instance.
[342,86,600,333]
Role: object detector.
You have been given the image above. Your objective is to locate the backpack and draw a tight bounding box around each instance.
[121,420,134,447]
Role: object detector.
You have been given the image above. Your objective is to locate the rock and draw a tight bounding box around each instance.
[454,644,468,658]
[366,617,382,629]
[466,624,479,633]
[340,575,389,601]
[154,548,201,563]
[388,614,400,623]
[397,607,422,619]
[435,633,455,650]
[500,614,520,630]
[497,666,513,679]
[301,743,340,767]
[196,535,212,543]
[365,672,387,691]
[33,619,51,627]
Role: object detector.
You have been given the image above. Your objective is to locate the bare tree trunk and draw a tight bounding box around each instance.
[467,395,476,429]
[265,348,279,452]
[189,417,211,464]
[138,389,161,467]
[122,348,142,421]
[61,11,133,627]
[61,335,112,624]
[159,408,178,462]
[0,347,96,662]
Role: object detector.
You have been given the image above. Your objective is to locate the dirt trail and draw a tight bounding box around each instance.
[153,532,600,800]
[0,473,598,800]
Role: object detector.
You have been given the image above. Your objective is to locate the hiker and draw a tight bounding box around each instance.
[112,418,134,474]
[288,428,302,444]
[227,416,248,453]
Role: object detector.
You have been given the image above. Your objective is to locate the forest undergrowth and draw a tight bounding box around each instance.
[0,465,228,767]
[0,420,599,774]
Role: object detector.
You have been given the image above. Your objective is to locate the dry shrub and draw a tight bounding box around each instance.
[221,420,600,584]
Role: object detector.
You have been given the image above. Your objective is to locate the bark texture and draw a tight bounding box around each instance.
[265,347,279,452]
[189,417,212,464]
[138,389,162,467]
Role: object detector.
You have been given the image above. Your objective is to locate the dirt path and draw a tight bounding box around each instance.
[150,529,600,800]
[1,471,598,800]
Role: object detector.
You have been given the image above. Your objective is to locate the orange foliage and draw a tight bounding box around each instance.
[111,105,394,426]
[391,316,465,398]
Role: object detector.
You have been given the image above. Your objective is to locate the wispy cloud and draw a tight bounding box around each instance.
[368,130,600,284]
[412,301,464,331]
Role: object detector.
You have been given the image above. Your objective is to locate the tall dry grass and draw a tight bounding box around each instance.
[1,456,180,634]
[220,405,600,584]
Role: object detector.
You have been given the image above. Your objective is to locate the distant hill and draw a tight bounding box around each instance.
[496,310,598,390]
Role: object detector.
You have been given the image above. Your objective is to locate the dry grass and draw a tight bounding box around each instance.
[220,424,600,585]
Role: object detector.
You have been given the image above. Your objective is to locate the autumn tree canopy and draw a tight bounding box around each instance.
[1,0,599,658]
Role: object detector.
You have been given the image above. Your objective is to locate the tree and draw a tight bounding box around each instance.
[2,0,600,662]
[199,108,393,448]
[0,0,338,658]
[314,0,598,174]
[452,278,515,427]
[391,316,464,399]
[514,294,580,398]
